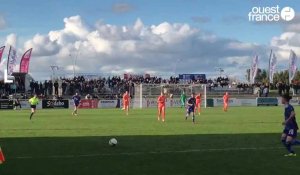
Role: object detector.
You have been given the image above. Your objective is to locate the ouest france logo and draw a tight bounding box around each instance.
[248,5,295,22]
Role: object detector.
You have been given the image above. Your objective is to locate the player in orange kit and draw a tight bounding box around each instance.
[122,91,130,115]
[157,92,166,122]
[195,93,202,115]
[223,92,229,112]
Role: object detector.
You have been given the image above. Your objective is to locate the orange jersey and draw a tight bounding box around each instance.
[223,95,229,103]
[195,95,201,103]
[157,95,166,106]
[123,94,130,103]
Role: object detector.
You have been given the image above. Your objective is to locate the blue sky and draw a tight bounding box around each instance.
[1,0,299,44]
[0,0,299,80]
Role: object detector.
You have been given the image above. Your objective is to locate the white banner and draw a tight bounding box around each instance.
[250,55,259,84]
[289,50,298,83]
[142,98,182,108]
[142,98,195,108]
[7,46,17,75]
[143,98,157,108]
[239,99,257,106]
[213,98,241,107]
[98,100,119,108]
[167,98,182,107]
[269,51,277,83]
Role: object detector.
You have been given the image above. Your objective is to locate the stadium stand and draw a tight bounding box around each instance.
[1,75,296,99]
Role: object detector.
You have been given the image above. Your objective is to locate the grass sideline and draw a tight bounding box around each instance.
[1,107,300,175]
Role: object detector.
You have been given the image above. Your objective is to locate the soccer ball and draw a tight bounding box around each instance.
[109,138,118,146]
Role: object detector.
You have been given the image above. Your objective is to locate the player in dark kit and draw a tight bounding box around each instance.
[72,93,81,116]
[186,93,196,123]
[281,94,300,156]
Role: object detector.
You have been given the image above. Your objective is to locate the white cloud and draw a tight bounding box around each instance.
[12,15,269,80]
[5,33,17,47]
[226,42,259,51]
[270,20,300,63]
[63,15,89,39]
[24,34,60,56]
[86,31,111,54]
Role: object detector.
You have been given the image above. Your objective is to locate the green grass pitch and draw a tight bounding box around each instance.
[1,107,300,175]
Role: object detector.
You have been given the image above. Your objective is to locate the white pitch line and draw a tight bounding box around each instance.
[11,146,283,160]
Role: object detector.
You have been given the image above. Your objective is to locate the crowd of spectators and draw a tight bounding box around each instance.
[2,75,277,100]
[206,77,230,89]
[276,82,291,95]
[0,75,234,99]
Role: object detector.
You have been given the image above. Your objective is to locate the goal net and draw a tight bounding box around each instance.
[132,84,207,109]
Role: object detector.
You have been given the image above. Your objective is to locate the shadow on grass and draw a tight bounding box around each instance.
[0,133,300,175]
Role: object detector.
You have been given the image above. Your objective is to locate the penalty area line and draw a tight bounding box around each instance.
[11,146,282,160]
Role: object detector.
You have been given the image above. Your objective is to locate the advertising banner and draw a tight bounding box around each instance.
[79,99,99,109]
[178,74,206,81]
[20,100,42,109]
[167,98,182,107]
[120,99,134,108]
[257,97,278,106]
[289,50,298,83]
[239,99,257,106]
[0,100,14,109]
[19,48,33,73]
[250,55,259,84]
[213,98,241,107]
[98,100,119,108]
[7,46,17,75]
[0,46,5,63]
[42,100,69,109]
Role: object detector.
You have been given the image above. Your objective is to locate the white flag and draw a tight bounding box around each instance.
[289,50,297,83]
[7,46,17,75]
[250,55,259,84]
[269,51,277,83]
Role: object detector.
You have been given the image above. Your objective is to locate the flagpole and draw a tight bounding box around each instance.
[287,37,291,86]
[288,50,292,86]
[7,46,12,73]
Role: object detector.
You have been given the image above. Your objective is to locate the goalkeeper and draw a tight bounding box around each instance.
[180,91,186,108]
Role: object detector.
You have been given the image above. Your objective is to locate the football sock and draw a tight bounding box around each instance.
[285,141,295,154]
[30,113,34,120]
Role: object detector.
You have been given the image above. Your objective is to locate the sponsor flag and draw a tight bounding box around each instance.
[289,50,298,83]
[0,46,5,63]
[7,46,17,75]
[250,55,259,84]
[269,50,277,83]
[0,147,5,164]
[19,48,33,73]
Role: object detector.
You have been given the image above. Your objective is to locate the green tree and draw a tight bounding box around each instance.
[255,69,268,83]
[272,70,289,85]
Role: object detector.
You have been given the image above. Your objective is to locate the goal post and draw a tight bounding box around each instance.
[132,84,207,109]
